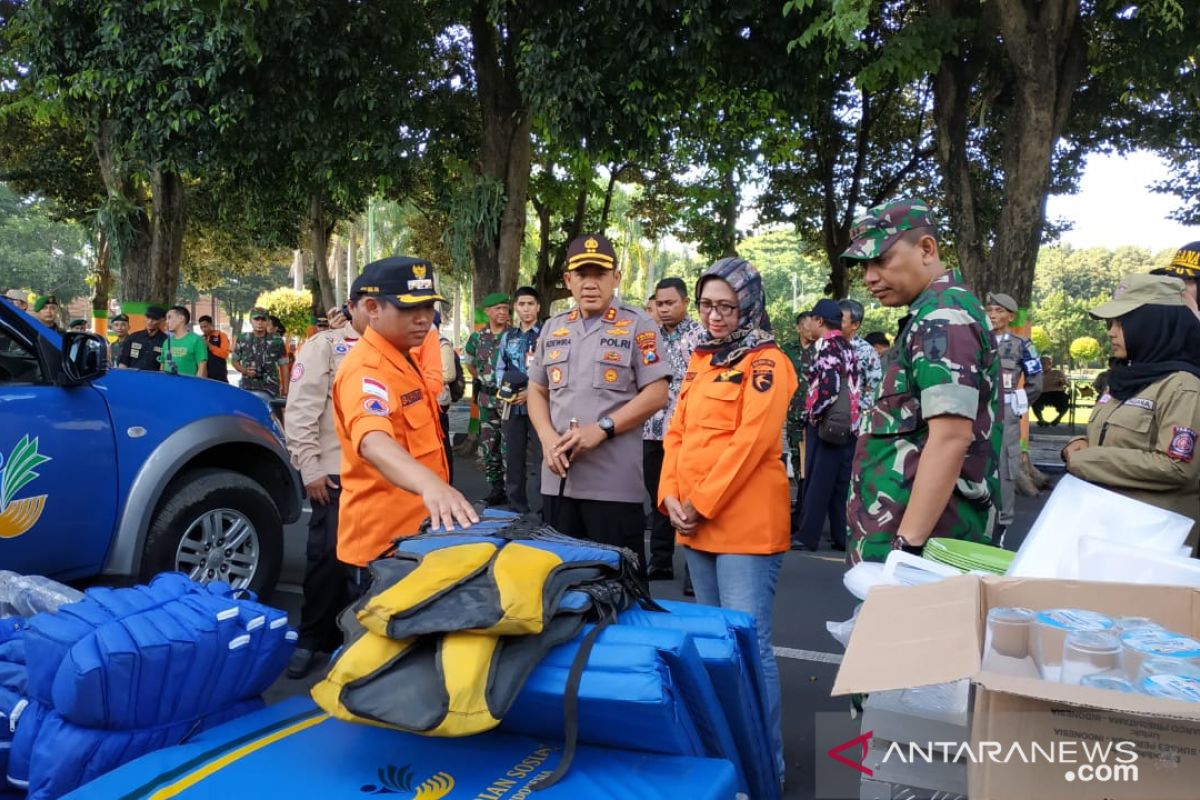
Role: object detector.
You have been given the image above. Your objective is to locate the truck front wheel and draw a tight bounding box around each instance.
[141,467,283,596]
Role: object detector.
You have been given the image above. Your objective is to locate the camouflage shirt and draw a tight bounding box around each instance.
[463,327,511,409]
[847,270,1002,563]
[784,341,814,434]
[233,332,287,395]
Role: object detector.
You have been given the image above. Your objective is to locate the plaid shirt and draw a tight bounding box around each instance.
[643,318,704,441]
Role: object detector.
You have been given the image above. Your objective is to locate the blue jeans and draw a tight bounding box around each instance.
[684,548,785,773]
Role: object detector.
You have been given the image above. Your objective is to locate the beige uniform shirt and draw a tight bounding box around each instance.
[285,327,360,485]
[528,301,670,503]
[1069,371,1200,549]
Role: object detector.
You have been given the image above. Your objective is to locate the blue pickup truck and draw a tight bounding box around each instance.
[0,299,302,594]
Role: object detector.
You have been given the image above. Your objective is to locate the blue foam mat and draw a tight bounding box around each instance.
[64,697,738,799]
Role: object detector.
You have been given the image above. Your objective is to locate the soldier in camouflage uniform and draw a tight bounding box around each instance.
[232,307,288,396]
[463,292,513,505]
[985,292,1043,544]
[842,199,1002,563]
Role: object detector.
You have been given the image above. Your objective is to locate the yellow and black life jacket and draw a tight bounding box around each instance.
[312,520,651,747]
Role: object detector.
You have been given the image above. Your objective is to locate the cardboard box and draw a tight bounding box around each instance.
[833,575,1200,800]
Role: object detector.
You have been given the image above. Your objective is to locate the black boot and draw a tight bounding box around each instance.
[483,483,508,506]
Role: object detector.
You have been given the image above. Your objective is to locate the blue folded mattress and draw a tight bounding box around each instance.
[64,696,739,799]
[617,600,781,800]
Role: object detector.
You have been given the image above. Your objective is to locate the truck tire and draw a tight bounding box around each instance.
[140,467,283,597]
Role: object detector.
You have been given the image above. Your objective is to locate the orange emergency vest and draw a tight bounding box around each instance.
[659,344,797,555]
[333,326,448,567]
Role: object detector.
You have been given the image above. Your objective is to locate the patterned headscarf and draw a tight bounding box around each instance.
[694,257,775,367]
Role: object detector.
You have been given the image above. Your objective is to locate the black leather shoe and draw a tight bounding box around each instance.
[286,647,318,680]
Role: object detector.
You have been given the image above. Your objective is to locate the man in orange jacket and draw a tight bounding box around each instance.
[333,256,477,596]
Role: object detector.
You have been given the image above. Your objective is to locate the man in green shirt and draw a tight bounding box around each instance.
[160,305,209,377]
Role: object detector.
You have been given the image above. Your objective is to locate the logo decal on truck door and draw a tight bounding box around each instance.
[0,435,51,539]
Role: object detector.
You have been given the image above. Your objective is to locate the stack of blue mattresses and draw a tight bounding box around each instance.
[63,695,739,799]
[0,573,297,800]
[502,599,781,800]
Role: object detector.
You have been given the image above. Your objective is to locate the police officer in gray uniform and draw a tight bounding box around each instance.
[527,234,670,574]
[985,292,1043,544]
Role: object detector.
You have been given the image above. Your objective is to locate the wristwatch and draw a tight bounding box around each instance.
[597,416,616,440]
[893,533,924,555]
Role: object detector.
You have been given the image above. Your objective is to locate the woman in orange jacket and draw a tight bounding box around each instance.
[659,256,796,775]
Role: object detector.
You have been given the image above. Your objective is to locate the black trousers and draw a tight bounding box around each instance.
[642,439,675,573]
[297,478,350,653]
[542,494,647,583]
[795,426,855,550]
[502,413,542,514]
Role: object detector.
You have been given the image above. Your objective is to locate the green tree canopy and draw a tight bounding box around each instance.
[0,183,89,301]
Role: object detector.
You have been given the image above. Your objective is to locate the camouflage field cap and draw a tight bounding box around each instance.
[250,307,270,319]
[1089,274,1184,319]
[1151,240,1200,280]
[842,199,935,261]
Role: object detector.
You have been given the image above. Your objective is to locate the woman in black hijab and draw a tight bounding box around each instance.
[1062,274,1200,554]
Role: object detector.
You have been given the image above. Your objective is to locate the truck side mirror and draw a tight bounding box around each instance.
[61,331,109,384]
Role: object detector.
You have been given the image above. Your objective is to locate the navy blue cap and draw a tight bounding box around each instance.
[811,299,843,322]
[350,256,445,308]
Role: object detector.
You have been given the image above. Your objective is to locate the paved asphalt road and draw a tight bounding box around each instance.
[267,427,1059,799]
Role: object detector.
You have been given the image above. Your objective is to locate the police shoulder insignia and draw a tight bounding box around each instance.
[642,351,658,365]
[289,363,304,383]
[400,389,422,407]
[362,397,390,417]
[1168,426,1196,462]
[603,307,618,322]
[550,366,563,384]
[568,310,579,323]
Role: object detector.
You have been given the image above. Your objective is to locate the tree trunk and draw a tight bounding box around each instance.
[718,167,739,258]
[931,0,1085,306]
[309,195,337,312]
[90,230,111,335]
[95,119,153,306]
[346,223,358,293]
[331,235,346,304]
[469,0,532,309]
[148,168,186,306]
